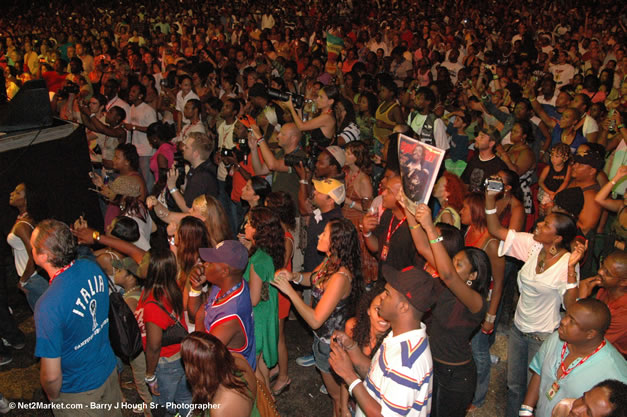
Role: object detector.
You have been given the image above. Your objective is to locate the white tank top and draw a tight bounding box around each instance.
[6,220,35,277]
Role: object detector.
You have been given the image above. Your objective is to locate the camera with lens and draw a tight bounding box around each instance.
[284,153,315,172]
[484,178,504,192]
[57,81,80,99]
[173,151,186,186]
[267,87,305,109]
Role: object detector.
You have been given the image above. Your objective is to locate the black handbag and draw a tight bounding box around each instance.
[146,301,189,346]
[106,276,143,363]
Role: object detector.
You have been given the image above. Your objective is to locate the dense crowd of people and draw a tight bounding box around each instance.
[1,0,627,416]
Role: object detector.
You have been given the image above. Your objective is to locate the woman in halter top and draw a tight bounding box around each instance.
[8,183,49,310]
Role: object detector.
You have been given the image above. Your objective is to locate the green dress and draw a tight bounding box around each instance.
[244,249,279,368]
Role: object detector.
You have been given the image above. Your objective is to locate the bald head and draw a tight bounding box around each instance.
[605,250,627,280]
[576,298,611,338]
[278,122,302,152]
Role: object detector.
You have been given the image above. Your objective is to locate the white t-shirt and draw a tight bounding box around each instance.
[498,230,578,334]
[582,114,599,139]
[357,325,433,417]
[176,90,200,125]
[130,102,158,156]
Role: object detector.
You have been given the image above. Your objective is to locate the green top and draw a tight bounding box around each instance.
[244,249,279,368]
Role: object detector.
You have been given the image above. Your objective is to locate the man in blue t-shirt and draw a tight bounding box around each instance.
[31,220,122,416]
[521,299,627,417]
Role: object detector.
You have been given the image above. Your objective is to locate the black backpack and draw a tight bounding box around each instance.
[106,276,143,363]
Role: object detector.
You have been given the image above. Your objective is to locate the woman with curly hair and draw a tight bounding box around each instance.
[181,332,259,417]
[340,281,391,417]
[174,216,209,322]
[432,171,465,228]
[272,218,363,417]
[243,207,285,391]
[264,191,297,396]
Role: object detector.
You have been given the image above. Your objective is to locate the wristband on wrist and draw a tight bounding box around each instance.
[429,236,443,244]
[294,273,304,285]
[485,207,497,215]
[485,313,496,324]
[144,374,157,383]
[409,223,421,230]
[256,137,265,144]
[169,187,178,194]
[299,179,309,185]
[348,379,362,396]
[617,124,625,129]
[92,231,101,241]
[519,404,534,416]
[349,200,356,209]
[363,231,372,238]
[189,288,202,297]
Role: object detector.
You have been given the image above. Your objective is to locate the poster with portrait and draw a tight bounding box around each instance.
[398,134,446,215]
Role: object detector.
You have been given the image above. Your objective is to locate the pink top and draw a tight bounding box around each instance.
[149,142,176,182]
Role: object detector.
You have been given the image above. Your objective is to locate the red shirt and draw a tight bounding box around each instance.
[596,288,627,356]
[135,291,187,358]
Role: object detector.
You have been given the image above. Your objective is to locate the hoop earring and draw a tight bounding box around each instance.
[466,280,473,286]
[549,245,557,255]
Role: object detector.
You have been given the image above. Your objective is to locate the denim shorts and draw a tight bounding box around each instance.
[312,334,332,374]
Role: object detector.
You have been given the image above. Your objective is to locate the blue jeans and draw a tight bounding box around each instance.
[139,156,155,195]
[153,355,192,416]
[312,333,332,374]
[505,325,552,417]
[23,273,49,311]
[471,293,506,407]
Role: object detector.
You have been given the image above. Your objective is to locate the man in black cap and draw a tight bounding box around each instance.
[329,265,434,417]
[566,152,604,236]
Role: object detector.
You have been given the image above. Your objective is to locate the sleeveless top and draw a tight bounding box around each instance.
[7,220,35,278]
[434,206,461,229]
[204,280,257,370]
[550,125,587,153]
[311,267,351,343]
[544,164,568,192]
[373,101,399,144]
[310,127,332,148]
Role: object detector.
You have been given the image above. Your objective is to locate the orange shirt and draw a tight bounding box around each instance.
[596,288,627,356]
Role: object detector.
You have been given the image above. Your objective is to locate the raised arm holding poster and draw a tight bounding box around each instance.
[398,134,446,215]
